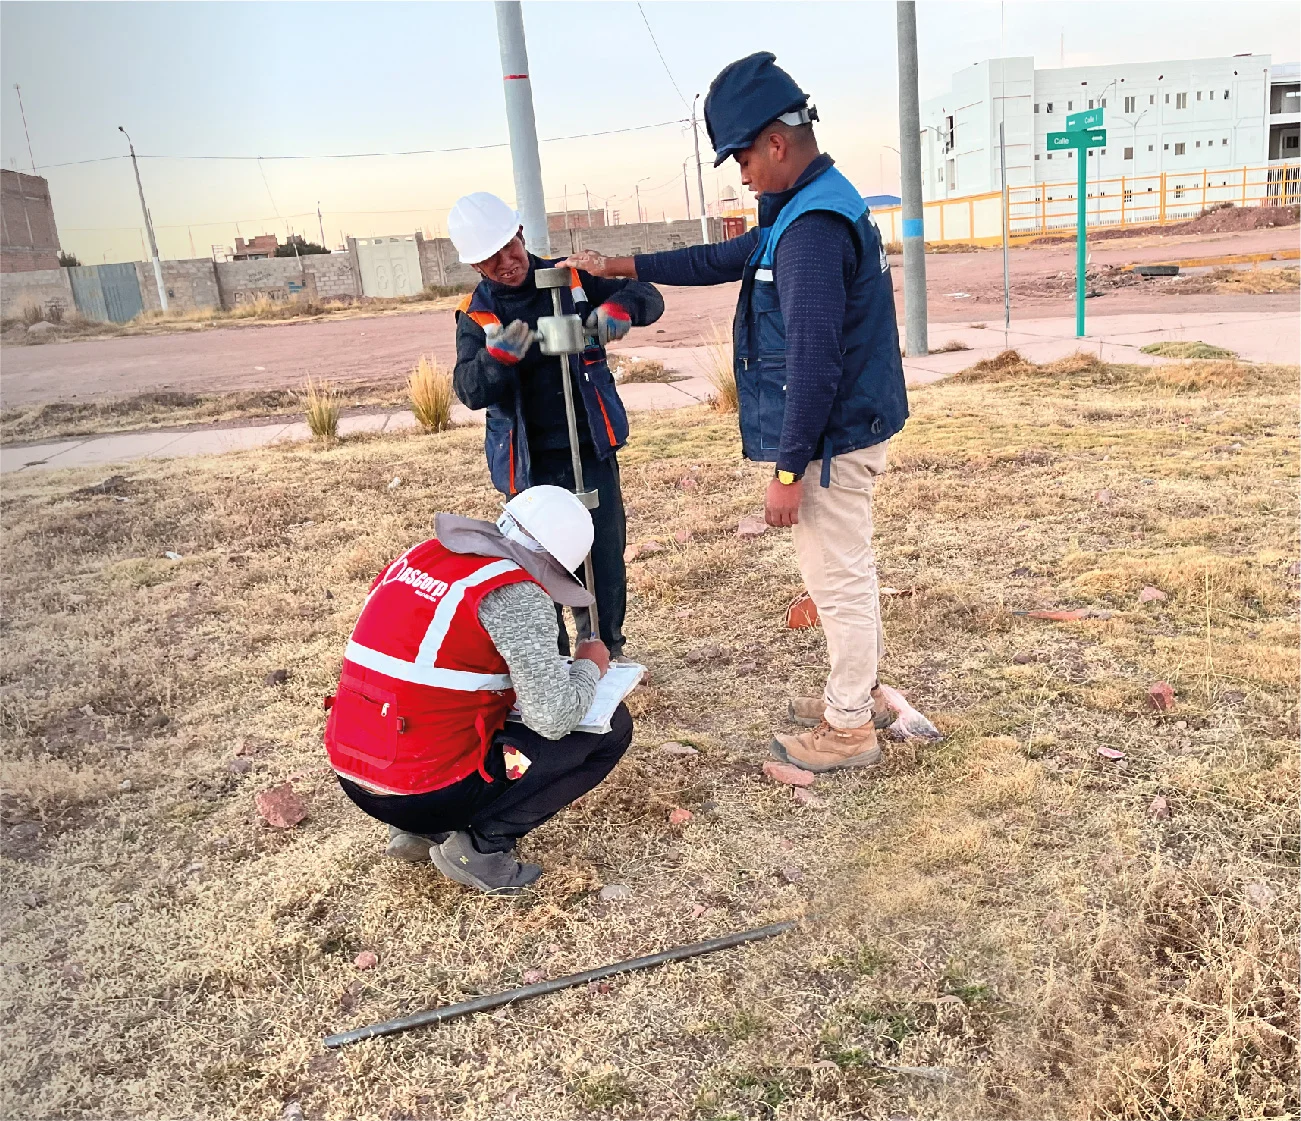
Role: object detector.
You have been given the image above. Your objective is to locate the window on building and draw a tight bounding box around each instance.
[1148,144,1154,151]
[1101,97,1107,108]
[1224,89,1230,99]
[1068,150,1074,158]
[1034,103,1040,113]
[1222,138,1228,146]
[1286,135,1300,151]
[1034,154,1040,161]
[1164,143,1170,150]
[1176,93,1187,109]
[1174,142,1186,155]
[1047,153,1052,159]
[1124,96,1136,112]
[1150,94,1156,105]
[1197,91,1202,101]
[1124,189,1134,203]
[1067,100,1073,110]
[1196,140,1201,148]
[1174,185,1184,199]
[1088,99,1094,109]
[1101,148,1107,155]
[1165,93,1170,104]
[1209,90,1215,99]
[1124,146,1134,160]
[1046,102,1054,113]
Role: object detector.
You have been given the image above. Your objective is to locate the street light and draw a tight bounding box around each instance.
[119,126,167,311]
[682,157,693,220]
[634,176,650,225]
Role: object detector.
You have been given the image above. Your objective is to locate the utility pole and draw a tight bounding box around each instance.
[691,94,710,243]
[895,1,927,356]
[494,1,549,255]
[635,177,649,226]
[999,122,1010,338]
[682,157,692,221]
[119,126,167,312]
[584,185,593,228]
[317,201,326,246]
[14,84,35,172]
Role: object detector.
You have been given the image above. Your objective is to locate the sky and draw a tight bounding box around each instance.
[2,0,1297,263]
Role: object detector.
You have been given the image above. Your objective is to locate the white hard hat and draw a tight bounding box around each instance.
[448,192,521,265]
[498,485,593,574]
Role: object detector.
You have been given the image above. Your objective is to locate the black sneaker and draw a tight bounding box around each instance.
[430,831,542,894]
[385,824,450,863]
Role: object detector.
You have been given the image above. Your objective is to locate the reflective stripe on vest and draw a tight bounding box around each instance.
[346,557,519,690]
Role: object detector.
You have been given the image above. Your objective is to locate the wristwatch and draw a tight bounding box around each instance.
[774,468,803,485]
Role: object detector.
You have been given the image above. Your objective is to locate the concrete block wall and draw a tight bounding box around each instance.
[0,266,74,318]
[136,259,223,314]
[418,237,479,289]
[302,253,360,300]
[216,253,361,305]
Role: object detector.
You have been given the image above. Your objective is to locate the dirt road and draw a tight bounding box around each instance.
[2,226,1295,409]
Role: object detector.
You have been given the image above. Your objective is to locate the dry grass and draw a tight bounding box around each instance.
[608,355,681,384]
[1140,340,1238,360]
[931,339,972,353]
[407,355,456,434]
[703,325,739,414]
[1167,265,1301,296]
[300,377,340,440]
[1,352,1297,1119]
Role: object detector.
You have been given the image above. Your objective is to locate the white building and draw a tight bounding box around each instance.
[921,54,1287,201]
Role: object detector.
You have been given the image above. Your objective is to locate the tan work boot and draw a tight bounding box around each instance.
[771,720,882,773]
[787,688,896,730]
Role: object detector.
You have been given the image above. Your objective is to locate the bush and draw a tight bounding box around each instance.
[21,305,44,326]
[45,304,64,324]
[58,251,81,268]
[300,376,340,440]
[407,355,455,433]
[703,324,738,413]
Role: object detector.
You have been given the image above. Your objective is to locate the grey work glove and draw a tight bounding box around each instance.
[484,319,532,365]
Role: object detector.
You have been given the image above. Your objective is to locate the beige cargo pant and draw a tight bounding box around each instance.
[791,441,889,730]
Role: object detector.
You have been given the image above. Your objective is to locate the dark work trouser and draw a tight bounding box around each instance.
[528,448,628,657]
[337,704,633,854]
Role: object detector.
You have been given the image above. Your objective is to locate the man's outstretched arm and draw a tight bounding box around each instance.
[562,227,759,287]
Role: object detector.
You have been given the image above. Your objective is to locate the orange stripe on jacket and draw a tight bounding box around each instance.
[468,310,501,330]
[595,392,617,447]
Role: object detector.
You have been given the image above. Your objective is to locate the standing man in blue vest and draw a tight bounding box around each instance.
[564,52,909,774]
[449,192,665,660]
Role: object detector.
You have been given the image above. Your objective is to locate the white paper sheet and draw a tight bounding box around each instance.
[507,660,645,734]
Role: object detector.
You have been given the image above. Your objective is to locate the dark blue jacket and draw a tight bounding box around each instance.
[636,155,907,485]
[453,257,663,495]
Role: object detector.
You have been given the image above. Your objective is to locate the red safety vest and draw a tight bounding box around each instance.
[324,540,535,795]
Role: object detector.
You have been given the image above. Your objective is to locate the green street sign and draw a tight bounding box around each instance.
[1066,108,1104,131]
[1048,128,1107,149]
[1082,129,1107,147]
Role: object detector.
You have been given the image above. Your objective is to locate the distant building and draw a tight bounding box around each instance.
[920,54,1288,202]
[232,234,278,260]
[547,209,606,232]
[1,169,61,273]
[863,194,902,209]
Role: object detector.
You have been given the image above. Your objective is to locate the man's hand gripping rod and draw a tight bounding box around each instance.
[533,266,600,642]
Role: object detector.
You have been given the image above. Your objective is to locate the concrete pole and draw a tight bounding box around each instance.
[692,94,710,243]
[683,157,692,220]
[120,127,167,312]
[895,2,926,356]
[584,185,593,228]
[1000,121,1010,336]
[494,1,549,255]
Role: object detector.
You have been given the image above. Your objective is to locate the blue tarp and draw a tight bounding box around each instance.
[862,194,902,208]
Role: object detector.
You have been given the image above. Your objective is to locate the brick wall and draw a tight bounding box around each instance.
[1,169,62,273]
[417,237,480,289]
[136,259,223,314]
[0,266,74,318]
[215,253,361,306]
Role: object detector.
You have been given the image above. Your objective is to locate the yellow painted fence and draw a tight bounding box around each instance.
[870,162,1300,246]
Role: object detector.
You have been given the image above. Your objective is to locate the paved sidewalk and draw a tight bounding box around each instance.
[3,309,1295,475]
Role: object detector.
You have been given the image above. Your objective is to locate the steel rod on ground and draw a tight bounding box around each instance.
[494,1,549,256]
[896,1,927,356]
[324,921,795,1049]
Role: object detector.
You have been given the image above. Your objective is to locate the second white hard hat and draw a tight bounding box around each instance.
[448,192,521,265]
[498,485,593,574]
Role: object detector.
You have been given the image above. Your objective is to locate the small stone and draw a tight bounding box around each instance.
[690,904,707,919]
[1222,690,1246,705]
[1096,746,1127,761]
[353,951,379,970]
[324,589,334,600]
[639,540,665,556]
[282,1103,305,1121]
[598,883,632,902]
[1095,489,1113,505]
[119,779,133,792]
[1148,795,1170,821]
[1013,652,1033,665]
[763,760,816,788]
[736,659,758,674]
[780,865,803,883]
[678,475,699,491]
[184,861,205,876]
[659,741,699,756]
[522,969,547,985]
[255,783,308,829]
[1287,560,1301,577]
[387,476,402,490]
[1244,881,1277,909]
[792,787,826,808]
[587,980,613,995]
[668,807,693,826]
[228,757,253,775]
[144,713,170,731]
[684,643,725,664]
[673,529,693,544]
[623,544,641,563]
[737,515,768,539]
[1138,586,1168,603]
[264,669,289,687]
[786,593,819,630]
[1147,681,1176,712]
[1011,566,1031,576]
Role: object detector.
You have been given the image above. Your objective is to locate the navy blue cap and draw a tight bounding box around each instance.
[704,52,810,167]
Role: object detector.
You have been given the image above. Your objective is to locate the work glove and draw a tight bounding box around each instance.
[484,319,532,365]
[585,302,632,347]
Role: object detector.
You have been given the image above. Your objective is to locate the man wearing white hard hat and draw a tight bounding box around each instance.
[324,485,633,894]
[447,192,664,661]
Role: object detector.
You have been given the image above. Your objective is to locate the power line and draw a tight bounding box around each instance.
[636,3,691,112]
[30,119,688,171]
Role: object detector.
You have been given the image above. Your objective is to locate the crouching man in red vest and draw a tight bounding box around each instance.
[325,485,632,894]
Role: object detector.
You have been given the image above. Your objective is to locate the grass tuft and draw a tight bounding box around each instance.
[300,376,340,440]
[407,354,455,433]
[1141,340,1238,359]
[703,324,738,413]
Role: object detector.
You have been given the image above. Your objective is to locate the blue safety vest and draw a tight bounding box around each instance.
[458,261,629,496]
[733,164,908,485]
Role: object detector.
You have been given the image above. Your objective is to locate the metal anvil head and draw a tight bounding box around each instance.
[535,314,587,355]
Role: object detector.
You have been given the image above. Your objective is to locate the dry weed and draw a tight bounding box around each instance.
[1140,339,1237,360]
[703,324,738,413]
[300,376,340,440]
[407,354,455,433]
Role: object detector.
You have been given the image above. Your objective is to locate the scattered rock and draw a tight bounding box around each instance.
[228,757,253,775]
[324,589,334,600]
[684,643,726,664]
[677,475,699,491]
[659,741,699,756]
[1222,690,1246,705]
[673,529,693,544]
[264,669,289,687]
[623,544,641,563]
[1095,489,1113,505]
[1287,560,1301,578]
[1011,566,1031,577]
[638,540,665,557]
[353,951,379,970]
[786,593,819,630]
[736,659,758,675]
[1148,794,1170,821]
[780,865,803,883]
[26,321,57,338]
[1244,881,1277,909]
[338,981,364,1012]
[118,779,133,792]
[1012,652,1033,665]
[387,476,402,490]
[792,787,826,808]
[587,980,613,995]
[80,474,130,496]
[763,760,816,788]
[144,713,170,731]
[164,551,183,561]
[598,883,632,902]
[1096,746,1127,761]
[255,783,307,829]
[522,969,547,985]
[1147,681,1176,712]
[184,861,205,876]
[737,515,768,539]
[668,807,693,826]
[690,904,707,919]
[1138,586,1168,603]
[282,1103,305,1121]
